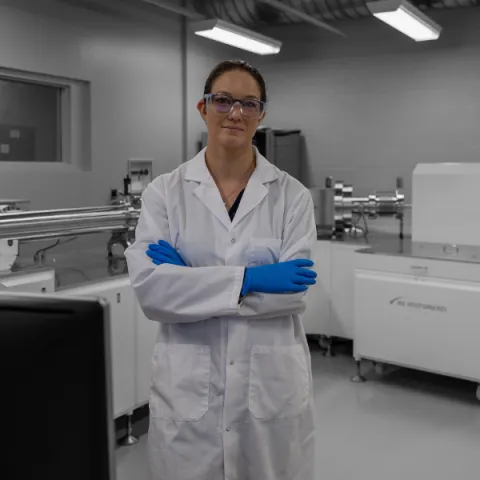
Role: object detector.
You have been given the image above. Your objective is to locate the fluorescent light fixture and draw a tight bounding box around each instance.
[191,18,282,55]
[367,0,442,42]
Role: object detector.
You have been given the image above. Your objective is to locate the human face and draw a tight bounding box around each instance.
[197,70,266,151]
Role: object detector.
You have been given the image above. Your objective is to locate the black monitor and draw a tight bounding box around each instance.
[0,292,116,480]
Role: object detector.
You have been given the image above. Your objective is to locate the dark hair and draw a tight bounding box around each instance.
[203,60,267,103]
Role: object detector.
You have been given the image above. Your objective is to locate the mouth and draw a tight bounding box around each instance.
[222,126,244,132]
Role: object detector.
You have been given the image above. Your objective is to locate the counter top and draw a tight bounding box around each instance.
[318,230,480,264]
[8,245,128,291]
[5,231,479,291]
[317,229,407,251]
[357,240,480,264]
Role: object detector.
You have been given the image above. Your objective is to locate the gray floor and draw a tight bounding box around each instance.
[116,345,480,480]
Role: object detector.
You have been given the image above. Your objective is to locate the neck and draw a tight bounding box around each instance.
[205,143,255,182]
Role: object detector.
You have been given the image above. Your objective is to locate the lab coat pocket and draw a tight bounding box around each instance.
[150,343,211,422]
[245,237,282,267]
[248,344,310,421]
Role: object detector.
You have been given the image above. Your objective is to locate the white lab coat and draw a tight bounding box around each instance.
[125,147,317,480]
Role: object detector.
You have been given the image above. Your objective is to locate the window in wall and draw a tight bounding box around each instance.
[0,69,91,170]
[0,78,62,163]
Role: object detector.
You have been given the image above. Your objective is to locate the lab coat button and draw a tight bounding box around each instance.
[226,427,231,432]
[231,238,236,244]
[229,360,235,366]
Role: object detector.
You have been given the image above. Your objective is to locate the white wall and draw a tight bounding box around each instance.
[251,8,480,209]
[0,0,183,209]
[185,32,238,160]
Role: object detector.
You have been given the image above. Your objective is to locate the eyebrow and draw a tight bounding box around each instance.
[213,91,260,100]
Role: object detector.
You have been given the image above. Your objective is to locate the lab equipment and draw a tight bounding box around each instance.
[111,159,153,209]
[0,157,153,272]
[412,163,480,247]
[0,204,138,241]
[0,199,28,271]
[128,159,153,197]
[0,202,140,272]
[0,291,116,479]
[147,240,187,266]
[241,259,317,295]
[0,238,18,272]
[254,127,303,181]
[352,163,480,400]
[309,176,406,239]
[0,197,29,212]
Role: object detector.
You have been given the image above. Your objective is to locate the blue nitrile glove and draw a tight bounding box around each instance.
[241,259,317,296]
[146,240,187,267]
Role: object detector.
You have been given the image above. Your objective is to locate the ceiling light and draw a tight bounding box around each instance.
[190,19,282,55]
[367,0,442,42]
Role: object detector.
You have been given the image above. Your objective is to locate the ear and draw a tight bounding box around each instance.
[257,111,267,127]
[197,99,207,122]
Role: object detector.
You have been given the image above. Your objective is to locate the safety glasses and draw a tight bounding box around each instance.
[203,93,266,118]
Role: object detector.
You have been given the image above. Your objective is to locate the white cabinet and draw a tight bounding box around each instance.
[134,302,158,407]
[59,276,159,414]
[303,240,331,335]
[354,251,480,390]
[329,243,362,339]
[59,277,136,418]
[303,240,362,339]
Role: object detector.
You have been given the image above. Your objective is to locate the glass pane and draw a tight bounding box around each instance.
[0,78,61,162]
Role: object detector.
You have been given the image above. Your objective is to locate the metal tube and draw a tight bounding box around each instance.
[333,203,412,209]
[0,206,140,241]
[0,211,133,225]
[343,196,370,204]
[0,205,127,220]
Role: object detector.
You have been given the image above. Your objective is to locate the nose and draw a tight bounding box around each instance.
[227,101,243,120]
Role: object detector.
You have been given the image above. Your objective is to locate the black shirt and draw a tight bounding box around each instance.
[228,189,245,221]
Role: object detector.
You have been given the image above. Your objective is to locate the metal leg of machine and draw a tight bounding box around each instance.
[351,359,366,383]
[107,232,133,259]
[321,335,335,357]
[118,411,139,447]
[372,361,386,376]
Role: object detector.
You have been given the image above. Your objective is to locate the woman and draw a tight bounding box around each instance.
[125,60,318,480]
